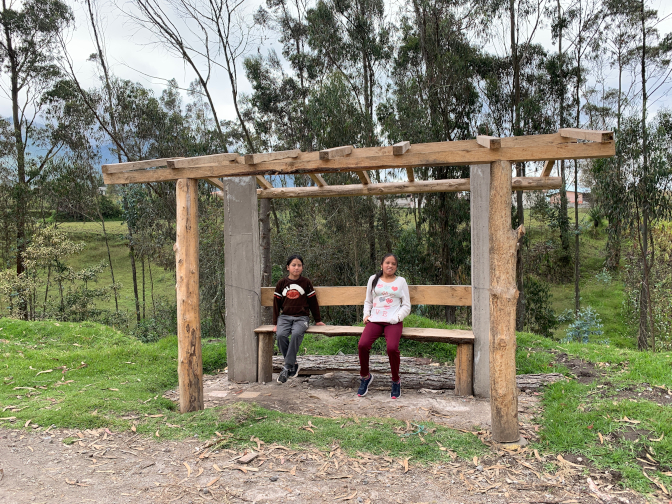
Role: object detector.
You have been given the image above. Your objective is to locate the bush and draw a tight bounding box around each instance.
[524,275,557,337]
[562,306,605,344]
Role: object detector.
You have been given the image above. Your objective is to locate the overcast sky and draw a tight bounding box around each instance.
[1,0,671,124]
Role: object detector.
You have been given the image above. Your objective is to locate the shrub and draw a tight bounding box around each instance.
[562,306,605,344]
[524,275,557,337]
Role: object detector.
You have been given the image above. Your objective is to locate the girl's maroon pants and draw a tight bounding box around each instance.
[358,321,402,382]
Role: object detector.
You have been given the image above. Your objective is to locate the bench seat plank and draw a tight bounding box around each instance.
[254,325,474,343]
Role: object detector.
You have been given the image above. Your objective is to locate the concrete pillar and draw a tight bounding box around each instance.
[470,164,490,398]
[224,177,261,382]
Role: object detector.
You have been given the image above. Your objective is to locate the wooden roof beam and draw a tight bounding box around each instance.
[256,176,273,190]
[559,128,614,143]
[245,149,300,164]
[308,173,327,187]
[356,170,371,185]
[319,145,353,160]
[257,176,561,199]
[167,153,239,169]
[393,141,410,155]
[206,177,224,190]
[406,168,415,182]
[102,132,614,185]
[476,135,501,149]
[541,160,555,177]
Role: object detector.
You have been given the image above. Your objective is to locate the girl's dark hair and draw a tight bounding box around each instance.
[371,253,399,293]
[286,254,304,268]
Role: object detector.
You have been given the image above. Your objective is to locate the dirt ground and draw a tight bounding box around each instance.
[0,371,662,504]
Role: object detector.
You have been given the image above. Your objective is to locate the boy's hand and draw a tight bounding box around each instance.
[315,321,326,326]
[363,315,370,324]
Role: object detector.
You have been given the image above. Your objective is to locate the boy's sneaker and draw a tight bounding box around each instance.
[391,380,401,399]
[277,366,290,384]
[357,373,374,397]
[288,363,301,378]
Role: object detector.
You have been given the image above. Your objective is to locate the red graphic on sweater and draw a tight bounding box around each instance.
[386,298,393,303]
[377,283,383,288]
[286,290,300,300]
[391,286,398,291]
[383,311,387,316]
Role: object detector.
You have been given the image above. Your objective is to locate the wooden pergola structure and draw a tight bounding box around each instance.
[102,128,614,443]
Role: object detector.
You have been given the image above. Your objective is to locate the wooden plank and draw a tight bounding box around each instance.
[356,170,371,185]
[256,175,273,190]
[257,177,561,199]
[489,160,521,442]
[393,141,410,155]
[476,135,501,149]
[254,324,475,343]
[308,173,327,187]
[541,160,555,177]
[175,178,203,413]
[167,153,239,169]
[245,149,300,165]
[102,157,181,175]
[257,332,274,383]
[559,128,614,143]
[260,285,472,307]
[102,133,615,185]
[319,145,353,160]
[206,177,224,190]
[455,343,474,396]
[406,168,415,182]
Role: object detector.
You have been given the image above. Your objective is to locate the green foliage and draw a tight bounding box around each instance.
[562,307,605,344]
[523,275,557,337]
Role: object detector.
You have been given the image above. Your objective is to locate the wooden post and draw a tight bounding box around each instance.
[489,161,524,442]
[175,178,204,413]
[257,332,275,383]
[454,343,474,396]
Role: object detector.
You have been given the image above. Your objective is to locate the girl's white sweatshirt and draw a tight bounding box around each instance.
[363,275,411,324]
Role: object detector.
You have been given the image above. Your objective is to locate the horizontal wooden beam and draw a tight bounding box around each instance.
[256,177,561,199]
[102,157,182,175]
[309,173,327,187]
[476,135,501,149]
[393,141,410,155]
[168,153,239,169]
[319,145,353,160]
[245,149,300,165]
[559,128,614,143]
[102,132,615,185]
[541,159,555,177]
[260,285,473,307]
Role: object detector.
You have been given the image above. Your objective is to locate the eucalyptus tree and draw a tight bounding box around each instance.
[0,0,73,314]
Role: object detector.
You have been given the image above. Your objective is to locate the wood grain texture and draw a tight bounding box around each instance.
[206,177,225,190]
[476,135,501,149]
[455,343,474,396]
[102,132,615,185]
[245,149,300,164]
[393,141,410,155]
[559,128,614,143]
[541,159,555,177]
[319,145,353,160]
[406,168,415,182]
[489,160,521,442]
[167,153,239,169]
[356,170,371,184]
[260,285,472,307]
[175,179,204,413]
[257,332,275,383]
[102,157,181,174]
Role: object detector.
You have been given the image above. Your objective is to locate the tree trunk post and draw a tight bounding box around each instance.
[489,161,523,442]
[224,177,261,383]
[470,164,491,398]
[175,178,204,413]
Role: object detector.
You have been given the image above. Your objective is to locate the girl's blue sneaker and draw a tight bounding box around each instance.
[391,380,401,399]
[357,373,373,396]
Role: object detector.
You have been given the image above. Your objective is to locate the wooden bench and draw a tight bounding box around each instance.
[255,285,475,396]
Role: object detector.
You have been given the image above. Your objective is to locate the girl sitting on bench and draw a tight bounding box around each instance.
[273,254,325,383]
[358,253,411,399]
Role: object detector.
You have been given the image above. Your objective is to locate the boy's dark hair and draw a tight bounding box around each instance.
[371,253,399,293]
[286,254,304,268]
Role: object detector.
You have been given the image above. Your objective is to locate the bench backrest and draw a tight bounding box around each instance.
[260,285,471,307]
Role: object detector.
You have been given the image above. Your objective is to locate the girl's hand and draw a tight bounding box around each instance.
[273,325,277,332]
[315,321,326,326]
[363,315,370,324]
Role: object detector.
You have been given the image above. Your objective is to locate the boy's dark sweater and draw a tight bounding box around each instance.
[273,276,321,324]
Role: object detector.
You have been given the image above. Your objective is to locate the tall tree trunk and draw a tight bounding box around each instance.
[557,0,570,256]
[127,224,141,324]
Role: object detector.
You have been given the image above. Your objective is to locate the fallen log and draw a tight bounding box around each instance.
[273,356,566,391]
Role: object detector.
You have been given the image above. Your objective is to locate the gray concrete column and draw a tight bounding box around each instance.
[470,164,491,398]
[224,177,261,383]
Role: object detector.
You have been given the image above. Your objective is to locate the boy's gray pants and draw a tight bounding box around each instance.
[276,315,310,368]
